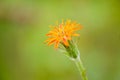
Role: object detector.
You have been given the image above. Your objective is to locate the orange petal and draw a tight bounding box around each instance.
[47,38,56,46]
[54,41,60,49]
[62,38,69,46]
[72,33,80,36]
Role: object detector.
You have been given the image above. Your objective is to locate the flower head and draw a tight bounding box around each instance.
[45,20,82,48]
[45,20,88,80]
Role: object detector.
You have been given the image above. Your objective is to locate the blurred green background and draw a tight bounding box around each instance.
[0,0,120,80]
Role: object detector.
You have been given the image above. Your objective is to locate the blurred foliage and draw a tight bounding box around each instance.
[0,0,120,80]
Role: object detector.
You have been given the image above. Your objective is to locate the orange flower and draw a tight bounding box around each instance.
[45,20,82,48]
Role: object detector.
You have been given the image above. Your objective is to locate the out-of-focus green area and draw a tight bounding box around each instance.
[0,0,120,80]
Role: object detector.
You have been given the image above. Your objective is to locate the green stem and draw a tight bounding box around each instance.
[75,56,88,80]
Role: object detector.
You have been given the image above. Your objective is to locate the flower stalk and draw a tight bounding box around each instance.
[75,56,88,80]
[63,40,88,80]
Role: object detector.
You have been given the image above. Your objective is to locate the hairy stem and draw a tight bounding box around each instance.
[74,56,88,80]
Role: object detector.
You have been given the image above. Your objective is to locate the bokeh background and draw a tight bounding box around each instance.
[0,0,120,80]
